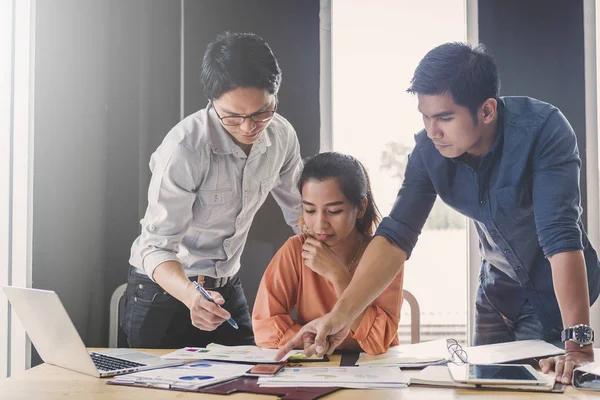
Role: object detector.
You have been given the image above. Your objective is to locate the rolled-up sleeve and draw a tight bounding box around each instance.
[352,268,404,354]
[138,144,201,280]
[532,108,583,257]
[376,145,437,258]
[252,238,304,348]
[270,123,303,234]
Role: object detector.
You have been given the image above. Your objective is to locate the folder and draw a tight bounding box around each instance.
[573,361,600,391]
[199,376,340,400]
[110,374,340,400]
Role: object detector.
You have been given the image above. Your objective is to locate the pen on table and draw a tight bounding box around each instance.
[192,281,239,329]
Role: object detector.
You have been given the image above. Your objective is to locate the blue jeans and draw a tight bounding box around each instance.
[120,267,255,348]
[473,285,563,347]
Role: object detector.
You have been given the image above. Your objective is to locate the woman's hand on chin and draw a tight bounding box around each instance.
[301,236,348,282]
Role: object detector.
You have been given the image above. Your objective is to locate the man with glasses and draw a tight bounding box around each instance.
[122,32,302,348]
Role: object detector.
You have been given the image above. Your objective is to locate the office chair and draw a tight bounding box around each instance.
[402,289,421,344]
[109,283,127,348]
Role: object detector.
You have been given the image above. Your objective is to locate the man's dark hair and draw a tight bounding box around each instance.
[407,42,500,123]
[200,32,281,100]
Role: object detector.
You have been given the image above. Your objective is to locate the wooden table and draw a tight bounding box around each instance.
[1,349,598,399]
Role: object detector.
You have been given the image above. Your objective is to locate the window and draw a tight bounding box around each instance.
[331,0,469,344]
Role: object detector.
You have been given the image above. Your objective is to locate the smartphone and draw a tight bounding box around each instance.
[245,363,285,377]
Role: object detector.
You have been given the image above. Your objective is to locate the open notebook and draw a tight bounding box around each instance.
[356,338,564,367]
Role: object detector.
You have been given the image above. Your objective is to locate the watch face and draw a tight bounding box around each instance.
[574,326,593,344]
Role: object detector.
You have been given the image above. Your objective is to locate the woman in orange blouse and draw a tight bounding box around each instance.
[252,152,404,355]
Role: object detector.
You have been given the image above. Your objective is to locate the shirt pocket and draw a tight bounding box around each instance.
[195,188,234,224]
[492,184,533,223]
[254,178,274,211]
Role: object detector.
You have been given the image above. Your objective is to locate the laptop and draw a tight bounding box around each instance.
[2,285,183,377]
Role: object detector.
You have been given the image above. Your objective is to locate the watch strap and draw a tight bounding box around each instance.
[561,327,573,343]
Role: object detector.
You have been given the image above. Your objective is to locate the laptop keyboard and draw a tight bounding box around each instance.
[90,352,146,371]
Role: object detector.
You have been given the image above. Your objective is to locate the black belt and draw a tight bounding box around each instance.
[189,274,234,289]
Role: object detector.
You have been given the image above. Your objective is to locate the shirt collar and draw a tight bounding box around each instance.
[207,104,235,155]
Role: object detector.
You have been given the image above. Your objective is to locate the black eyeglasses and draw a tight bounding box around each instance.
[211,101,277,127]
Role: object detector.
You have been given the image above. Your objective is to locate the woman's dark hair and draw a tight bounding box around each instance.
[407,42,500,124]
[200,32,282,100]
[298,152,381,236]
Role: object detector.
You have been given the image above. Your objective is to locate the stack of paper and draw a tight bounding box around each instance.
[109,360,250,390]
[410,365,562,393]
[356,338,450,367]
[161,343,299,364]
[257,366,408,389]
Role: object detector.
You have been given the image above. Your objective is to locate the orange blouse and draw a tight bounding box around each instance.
[252,234,404,355]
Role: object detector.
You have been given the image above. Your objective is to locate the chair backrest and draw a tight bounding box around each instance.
[108,283,127,348]
[402,289,420,344]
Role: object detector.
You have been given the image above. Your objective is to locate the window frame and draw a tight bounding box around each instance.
[2,0,35,377]
[584,0,600,334]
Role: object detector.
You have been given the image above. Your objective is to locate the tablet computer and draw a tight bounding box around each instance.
[448,363,548,385]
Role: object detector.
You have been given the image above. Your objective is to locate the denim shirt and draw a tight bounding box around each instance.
[376,96,600,329]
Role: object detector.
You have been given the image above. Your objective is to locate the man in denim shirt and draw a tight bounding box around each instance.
[279,42,600,384]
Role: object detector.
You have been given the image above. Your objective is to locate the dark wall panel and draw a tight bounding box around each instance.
[478,0,587,225]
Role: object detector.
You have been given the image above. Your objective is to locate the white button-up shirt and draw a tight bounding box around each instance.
[129,105,302,281]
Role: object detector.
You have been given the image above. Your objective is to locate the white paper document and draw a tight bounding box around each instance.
[464,339,563,364]
[110,360,249,390]
[257,366,408,389]
[356,338,450,367]
[161,343,299,364]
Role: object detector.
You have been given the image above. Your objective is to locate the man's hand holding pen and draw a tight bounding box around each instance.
[187,281,238,331]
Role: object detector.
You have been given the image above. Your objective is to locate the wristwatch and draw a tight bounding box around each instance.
[561,324,595,347]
